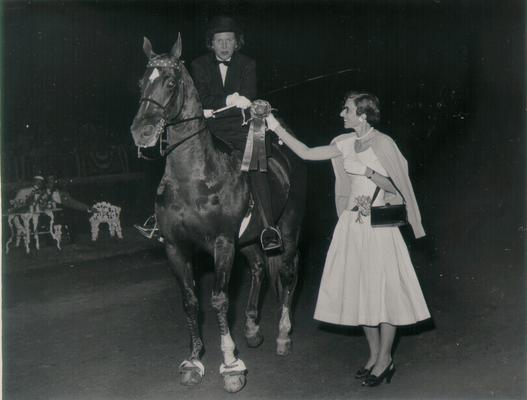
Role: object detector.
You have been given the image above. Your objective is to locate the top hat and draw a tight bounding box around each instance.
[206,15,242,36]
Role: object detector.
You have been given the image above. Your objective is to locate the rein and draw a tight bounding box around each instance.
[137,123,206,161]
[137,75,205,161]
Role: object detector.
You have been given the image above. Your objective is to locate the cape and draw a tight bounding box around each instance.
[330,130,425,239]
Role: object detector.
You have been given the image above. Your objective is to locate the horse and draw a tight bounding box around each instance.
[130,35,306,393]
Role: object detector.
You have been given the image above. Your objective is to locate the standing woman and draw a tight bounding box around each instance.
[266,92,430,386]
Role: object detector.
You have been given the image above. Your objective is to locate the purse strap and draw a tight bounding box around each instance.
[371,177,406,205]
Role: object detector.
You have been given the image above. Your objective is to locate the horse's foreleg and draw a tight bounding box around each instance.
[211,235,247,393]
[240,244,265,348]
[166,243,204,386]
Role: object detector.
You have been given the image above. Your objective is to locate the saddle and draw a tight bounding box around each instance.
[212,134,292,243]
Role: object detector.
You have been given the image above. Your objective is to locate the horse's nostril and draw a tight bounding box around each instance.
[133,125,152,136]
[142,126,155,137]
[131,123,156,145]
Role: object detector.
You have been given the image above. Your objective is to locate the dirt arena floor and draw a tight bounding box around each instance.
[3,206,524,400]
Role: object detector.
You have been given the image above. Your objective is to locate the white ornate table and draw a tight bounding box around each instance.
[5,208,63,254]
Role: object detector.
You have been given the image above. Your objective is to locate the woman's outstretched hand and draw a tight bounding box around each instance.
[265,113,281,131]
[344,158,368,175]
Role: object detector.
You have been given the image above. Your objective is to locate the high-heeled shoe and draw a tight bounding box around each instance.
[354,366,373,379]
[361,362,395,387]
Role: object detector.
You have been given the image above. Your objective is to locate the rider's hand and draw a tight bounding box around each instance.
[344,158,368,175]
[203,109,214,118]
[265,113,281,131]
[226,92,240,106]
[234,95,251,109]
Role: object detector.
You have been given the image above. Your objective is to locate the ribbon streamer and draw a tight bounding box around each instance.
[240,100,272,172]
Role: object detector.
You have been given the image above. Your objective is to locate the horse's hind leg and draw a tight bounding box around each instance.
[274,223,301,357]
[240,244,265,348]
[276,252,299,356]
[166,243,205,386]
[211,235,247,393]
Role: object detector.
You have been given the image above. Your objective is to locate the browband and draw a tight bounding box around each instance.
[146,58,183,69]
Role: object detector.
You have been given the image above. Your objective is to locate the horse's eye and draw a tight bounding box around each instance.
[167,80,176,88]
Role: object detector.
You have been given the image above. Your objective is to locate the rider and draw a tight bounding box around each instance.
[192,15,282,251]
[135,15,282,251]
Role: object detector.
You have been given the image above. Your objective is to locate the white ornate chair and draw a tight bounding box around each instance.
[89,202,123,241]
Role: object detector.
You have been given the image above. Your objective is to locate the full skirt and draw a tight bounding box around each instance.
[313,210,431,326]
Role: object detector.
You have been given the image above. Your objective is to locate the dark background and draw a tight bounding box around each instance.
[3,0,524,241]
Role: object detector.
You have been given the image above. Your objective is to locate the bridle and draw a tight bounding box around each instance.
[136,58,206,161]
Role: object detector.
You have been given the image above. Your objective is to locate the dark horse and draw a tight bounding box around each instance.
[130,35,306,392]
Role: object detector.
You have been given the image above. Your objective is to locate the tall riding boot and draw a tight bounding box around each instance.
[249,171,283,251]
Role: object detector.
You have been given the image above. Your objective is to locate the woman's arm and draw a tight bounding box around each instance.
[342,153,397,194]
[267,116,340,161]
[367,168,397,194]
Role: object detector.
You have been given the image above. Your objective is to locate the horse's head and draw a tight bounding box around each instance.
[130,35,187,148]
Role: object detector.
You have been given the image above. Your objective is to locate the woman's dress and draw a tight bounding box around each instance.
[313,137,430,326]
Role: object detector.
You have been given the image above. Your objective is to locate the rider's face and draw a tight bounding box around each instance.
[340,98,361,129]
[211,32,237,60]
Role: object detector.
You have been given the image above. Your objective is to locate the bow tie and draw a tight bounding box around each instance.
[215,59,231,67]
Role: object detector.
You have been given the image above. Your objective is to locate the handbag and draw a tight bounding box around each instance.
[370,179,408,228]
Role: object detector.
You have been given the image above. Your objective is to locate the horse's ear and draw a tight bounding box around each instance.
[170,33,182,59]
[143,37,157,59]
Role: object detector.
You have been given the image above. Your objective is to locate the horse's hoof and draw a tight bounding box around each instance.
[180,369,203,386]
[223,373,247,393]
[276,338,292,356]
[220,359,247,393]
[179,359,204,386]
[245,329,264,348]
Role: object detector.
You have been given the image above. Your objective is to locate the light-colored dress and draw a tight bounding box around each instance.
[313,137,430,326]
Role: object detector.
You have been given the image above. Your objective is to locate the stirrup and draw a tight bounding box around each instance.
[134,214,158,239]
[134,224,157,239]
[260,226,283,251]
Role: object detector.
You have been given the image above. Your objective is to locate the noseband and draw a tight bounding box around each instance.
[137,59,205,160]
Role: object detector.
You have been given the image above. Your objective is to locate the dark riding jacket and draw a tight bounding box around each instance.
[190,52,257,152]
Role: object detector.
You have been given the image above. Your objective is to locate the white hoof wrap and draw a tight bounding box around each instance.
[179,359,205,377]
[219,359,247,376]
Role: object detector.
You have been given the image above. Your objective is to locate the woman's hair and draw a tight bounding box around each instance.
[344,91,381,124]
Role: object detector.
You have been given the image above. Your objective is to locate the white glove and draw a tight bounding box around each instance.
[226,92,251,109]
[203,109,214,118]
[226,92,240,106]
[265,113,280,131]
[233,95,251,109]
[344,158,368,175]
